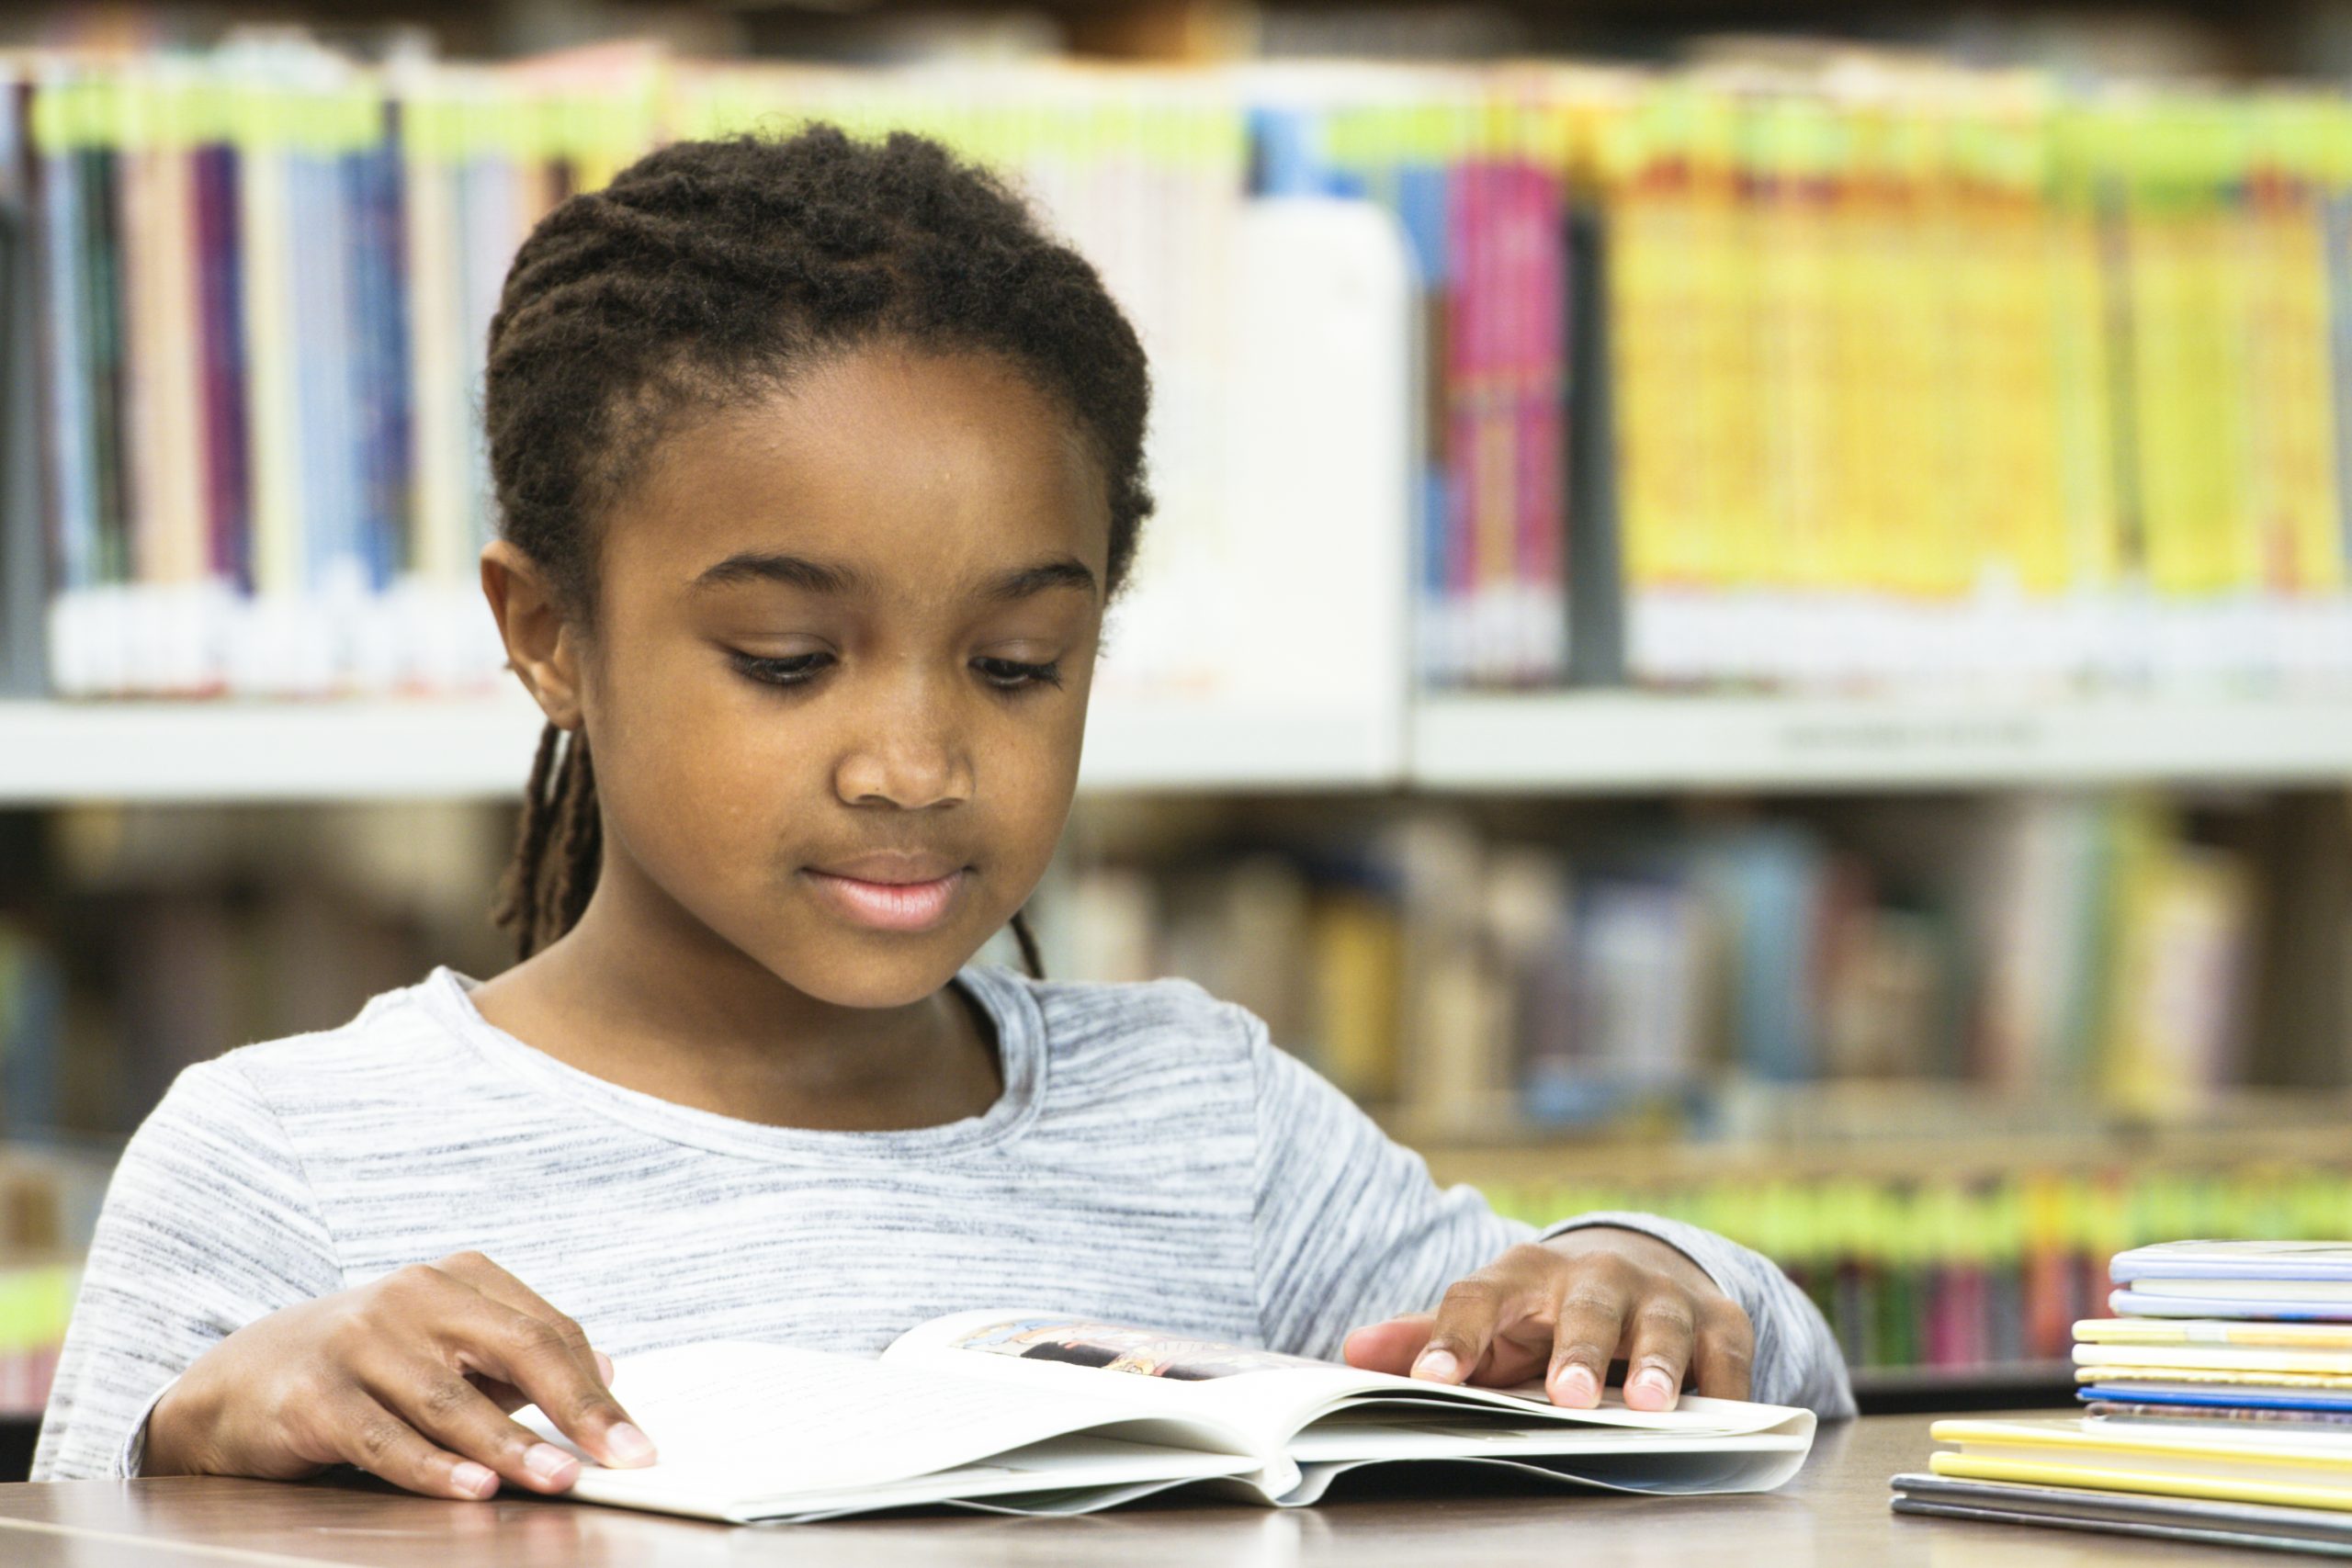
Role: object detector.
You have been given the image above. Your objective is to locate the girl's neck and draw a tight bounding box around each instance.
[469,863,1003,1133]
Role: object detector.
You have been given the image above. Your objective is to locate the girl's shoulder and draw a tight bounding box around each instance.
[191,968,484,1101]
[979,965,1270,1073]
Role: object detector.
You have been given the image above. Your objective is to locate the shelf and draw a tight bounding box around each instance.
[0,690,1401,804]
[12,688,2352,802]
[1408,1084,2352,1185]
[1412,692,2352,794]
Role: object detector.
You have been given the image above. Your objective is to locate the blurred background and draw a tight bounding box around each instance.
[8,0,2352,1473]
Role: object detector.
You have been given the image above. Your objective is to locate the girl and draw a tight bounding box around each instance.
[33,126,1851,1498]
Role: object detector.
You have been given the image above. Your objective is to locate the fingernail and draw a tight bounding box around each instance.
[1412,1348,1461,1382]
[604,1422,656,1467]
[1557,1364,1600,1406]
[452,1461,497,1498]
[523,1442,578,1483]
[594,1350,615,1383]
[1633,1368,1677,1407]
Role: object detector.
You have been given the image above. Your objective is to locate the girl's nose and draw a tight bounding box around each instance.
[832,695,974,810]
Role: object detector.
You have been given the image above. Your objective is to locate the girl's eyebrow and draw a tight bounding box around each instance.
[690,552,1097,601]
[693,552,858,594]
[985,558,1098,602]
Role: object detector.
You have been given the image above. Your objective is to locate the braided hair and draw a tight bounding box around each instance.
[483,125,1154,973]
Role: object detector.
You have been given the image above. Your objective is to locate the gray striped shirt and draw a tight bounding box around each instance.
[33,964,1853,1481]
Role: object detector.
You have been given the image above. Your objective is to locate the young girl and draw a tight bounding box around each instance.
[33,126,1851,1497]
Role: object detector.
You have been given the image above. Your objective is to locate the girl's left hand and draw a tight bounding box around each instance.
[1340,1227,1755,1412]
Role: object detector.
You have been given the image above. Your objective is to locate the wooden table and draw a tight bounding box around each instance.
[0,1412,2287,1565]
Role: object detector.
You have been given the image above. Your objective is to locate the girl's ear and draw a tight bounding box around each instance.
[481,540,586,730]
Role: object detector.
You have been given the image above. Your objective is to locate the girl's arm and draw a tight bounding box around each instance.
[1242,1008,1856,1418]
[33,1055,653,1496]
[33,1057,345,1480]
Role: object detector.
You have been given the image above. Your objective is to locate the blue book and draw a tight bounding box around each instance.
[2077,1383,2352,1413]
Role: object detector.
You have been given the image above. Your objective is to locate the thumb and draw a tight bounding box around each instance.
[1341,1312,1437,1374]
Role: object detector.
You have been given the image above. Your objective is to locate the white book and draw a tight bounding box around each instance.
[514,1309,1816,1524]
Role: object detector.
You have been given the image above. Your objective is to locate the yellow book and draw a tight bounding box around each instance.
[2080,1366,2352,1390]
[1929,1454,2352,1513]
[1931,1417,2352,1509]
[2077,1345,2352,1375]
[2078,1318,2352,1349]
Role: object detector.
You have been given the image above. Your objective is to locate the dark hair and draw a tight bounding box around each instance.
[483,124,1156,971]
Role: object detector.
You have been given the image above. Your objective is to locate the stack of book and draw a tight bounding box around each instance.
[1892,1241,2352,1554]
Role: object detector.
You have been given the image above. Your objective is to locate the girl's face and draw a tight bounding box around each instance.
[573,344,1110,1008]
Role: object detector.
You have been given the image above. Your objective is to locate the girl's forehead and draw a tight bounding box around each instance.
[612,348,1113,587]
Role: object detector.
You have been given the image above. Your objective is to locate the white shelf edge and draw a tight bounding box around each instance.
[0,694,1405,804]
[1411,692,2352,793]
[9,691,2352,803]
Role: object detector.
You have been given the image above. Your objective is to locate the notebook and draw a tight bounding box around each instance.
[2109,1243,2352,1321]
[1927,1416,2352,1512]
[1892,1472,2352,1556]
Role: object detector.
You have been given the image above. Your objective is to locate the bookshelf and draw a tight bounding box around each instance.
[1411,692,2352,795]
[7,39,2352,1427]
[9,688,2352,801]
[0,688,1405,802]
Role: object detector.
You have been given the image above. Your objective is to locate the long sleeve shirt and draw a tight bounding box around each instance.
[33,963,1852,1480]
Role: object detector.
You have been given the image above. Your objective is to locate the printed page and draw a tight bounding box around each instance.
[885,1309,1409,1450]
[513,1338,1253,1520]
[887,1310,1815,1456]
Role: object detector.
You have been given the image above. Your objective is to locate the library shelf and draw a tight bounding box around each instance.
[1847,1359,2080,1415]
[12,689,2352,802]
[0,690,1402,804]
[1410,691,2352,794]
[1408,1085,2352,1186]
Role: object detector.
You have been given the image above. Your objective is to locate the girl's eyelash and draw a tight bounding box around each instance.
[973,657,1064,692]
[728,650,1061,692]
[729,651,832,686]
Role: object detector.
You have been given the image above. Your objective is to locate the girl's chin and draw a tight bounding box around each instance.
[761,933,988,1010]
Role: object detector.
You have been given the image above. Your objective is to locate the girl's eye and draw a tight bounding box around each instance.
[730,651,833,687]
[973,656,1064,692]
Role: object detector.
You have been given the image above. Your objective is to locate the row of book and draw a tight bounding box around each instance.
[1050,794,2282,1134]
[0,41,1261,697]
[7,791,2328,1146]
[18,44,2352,699]
[1488,1188,2352,1376]
[1899,1241,2352,1553]
[1593,68,2352,694]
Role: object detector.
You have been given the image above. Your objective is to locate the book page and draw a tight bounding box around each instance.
[886,1310,1813,1452]
[885,1310,1402,1446]
[513,1337,1250,1515]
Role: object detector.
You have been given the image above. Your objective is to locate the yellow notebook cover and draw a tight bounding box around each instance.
[2079,1366,2352,1390]
[1928,1453,2352,1513]
[1933,1416,2352,1465]
[2076,1318,2352,1349]
[2076,1345,2352,1375]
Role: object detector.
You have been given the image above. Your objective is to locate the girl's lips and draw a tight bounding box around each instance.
[802,868,966,932]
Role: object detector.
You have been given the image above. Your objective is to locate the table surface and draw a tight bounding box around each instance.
[0,1411,2292,1566]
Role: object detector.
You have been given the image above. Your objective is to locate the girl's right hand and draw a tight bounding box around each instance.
[141,1249,657,1500]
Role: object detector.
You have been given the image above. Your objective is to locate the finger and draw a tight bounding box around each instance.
[469,1353,610,1412]
[424,1280,656,1469]
[1415,1255,1546,1386]
[473,1374,530,1416]
[371,1356,592,1496]
[330,1390,503,1502]
[435,1253,616,1389]
[1341,1314,1435,1375]
[1689,1300,1756,1403]
[1618,1291,1699,1412]
[1544,1259,1637,1409]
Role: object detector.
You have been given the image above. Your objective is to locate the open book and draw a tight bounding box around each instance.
[514,1310,1817,1523]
